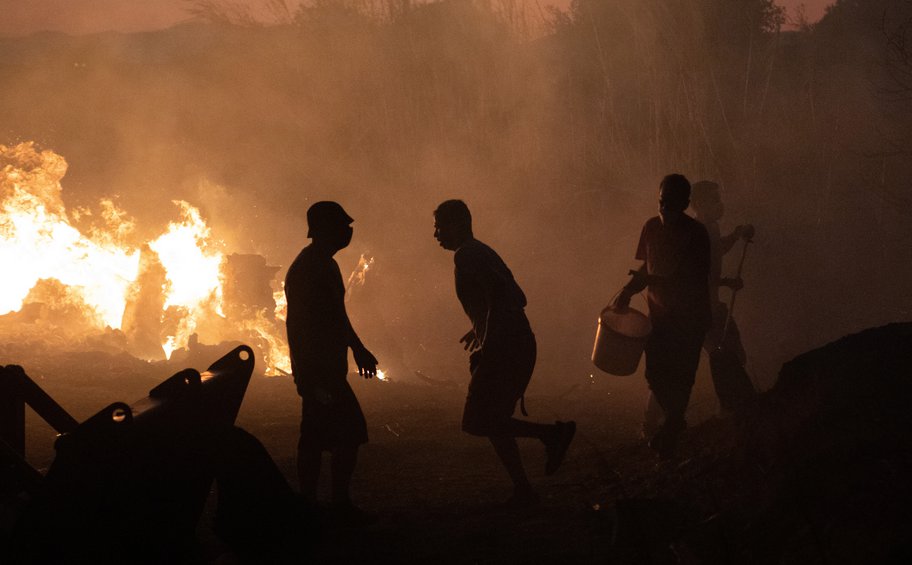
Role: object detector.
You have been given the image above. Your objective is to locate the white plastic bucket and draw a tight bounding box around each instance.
[591,306,652,376]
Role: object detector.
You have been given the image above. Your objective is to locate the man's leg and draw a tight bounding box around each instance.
[330,446,358,508]
[641,392,663,440]
[645,328,702,457]
[504,418,552,440]
[297,395,325,503]
[329,446,376,525]
[504,418,576,475]
[296,436,322,503]
[467,336,574,502]
[644,330,679,428]
[488,435,537,504]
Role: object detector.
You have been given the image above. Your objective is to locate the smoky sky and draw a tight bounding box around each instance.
[0,0,833,36]
[2,0,910,403]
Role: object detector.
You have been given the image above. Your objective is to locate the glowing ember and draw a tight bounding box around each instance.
[346,254,374,292]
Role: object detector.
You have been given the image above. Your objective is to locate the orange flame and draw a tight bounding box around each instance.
[149,201,225,359]
[0,142,140,328]
[0,142,293,375]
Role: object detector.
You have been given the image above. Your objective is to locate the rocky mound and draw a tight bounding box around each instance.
[608,323,912,564]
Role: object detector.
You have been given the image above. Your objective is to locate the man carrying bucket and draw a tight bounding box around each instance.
[615,174,711,459]
[434,199,576,507]
[640,181,758,437]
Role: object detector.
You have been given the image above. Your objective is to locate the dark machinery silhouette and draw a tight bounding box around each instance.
[1,345,303,563]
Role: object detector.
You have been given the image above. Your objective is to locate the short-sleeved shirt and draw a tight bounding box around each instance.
[284,245,349,387]
[285,245,368,448]
[453,238,531,349]
[635,215,711,332]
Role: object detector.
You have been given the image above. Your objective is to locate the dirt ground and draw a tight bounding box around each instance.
[11,344,733,564]
[17,326,912,565]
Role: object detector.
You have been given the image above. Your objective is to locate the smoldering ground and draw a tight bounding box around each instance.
[3,0,912,562]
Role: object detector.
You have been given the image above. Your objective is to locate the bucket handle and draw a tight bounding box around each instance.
[601,289,647,317]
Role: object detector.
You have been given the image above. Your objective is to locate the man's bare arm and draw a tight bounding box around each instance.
[344,313,377,378]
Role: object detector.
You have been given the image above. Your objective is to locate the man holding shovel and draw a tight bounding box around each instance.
[691,180,756,414]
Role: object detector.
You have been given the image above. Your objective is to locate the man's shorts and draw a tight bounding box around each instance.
[298,378,368,451]
[462,333,536,437]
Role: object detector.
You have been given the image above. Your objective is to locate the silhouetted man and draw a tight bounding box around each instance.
[691,180,756,412]
[285,201,378,521]
[615,175,711,458]
[641,181,757,437]
[434,199,575,507]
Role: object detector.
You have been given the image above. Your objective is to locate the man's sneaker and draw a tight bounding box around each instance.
[545,420,577,475]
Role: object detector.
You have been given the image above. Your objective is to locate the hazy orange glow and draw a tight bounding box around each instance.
[0,0,833,37]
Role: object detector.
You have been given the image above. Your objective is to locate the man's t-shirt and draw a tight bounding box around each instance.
[453,238,531,348]
[285,245,349,388]
[635,215,711,332]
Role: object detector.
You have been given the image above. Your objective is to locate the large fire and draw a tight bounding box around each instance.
[0,142,290,375]
[148,201,226,360]
[0,146,139,329]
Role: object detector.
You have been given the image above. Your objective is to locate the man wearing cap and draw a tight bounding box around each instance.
[285,201,378,521]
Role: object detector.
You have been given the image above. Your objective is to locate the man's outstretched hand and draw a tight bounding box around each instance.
[353,345,378,378]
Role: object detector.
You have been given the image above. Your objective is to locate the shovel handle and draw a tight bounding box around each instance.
[721,238,752,344]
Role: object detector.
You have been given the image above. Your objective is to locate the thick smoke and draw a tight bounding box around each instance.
[1,0,911,397]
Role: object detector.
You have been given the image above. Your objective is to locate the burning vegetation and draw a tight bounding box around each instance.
[0,142,290,374]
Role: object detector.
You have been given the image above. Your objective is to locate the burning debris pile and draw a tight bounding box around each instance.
[0,142,289,374]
